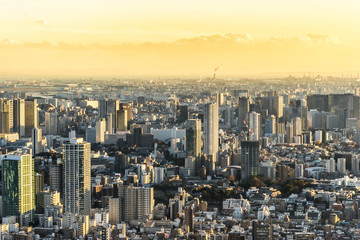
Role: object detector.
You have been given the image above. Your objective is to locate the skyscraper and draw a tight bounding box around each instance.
[184,206,194,232]
[204,103,219,162]
[106,113,113,134]
[63,138,91,216]
[0,99,14,133]
[13,98,25,137]
[96,118,106,143]
[118,185,154,222]
[45,111,58,135]
[25,99,38,138]
[2,154,35,226]
[241,141,260,183]
[186,119,202,174]
[176,105,189,124]
[31,127,42,155]
[249,112,261,141]
[116,109,128,131]
[264,115,276,136]
[238,97,249,130]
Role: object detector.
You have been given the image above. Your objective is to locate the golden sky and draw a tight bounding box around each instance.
[1,0,360,77]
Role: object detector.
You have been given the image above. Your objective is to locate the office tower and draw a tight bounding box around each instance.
[346,118,359,132]
[337,158,346,173]
[204,103,219,162]
[185,156,196,176]
[238,97,249,130]
[13,98,25,137]
[278,165,290,182]
[307,95,329,112]
[96,118,106,143]
[126,128,154,148]
[63,138,91,216]
[98,98,107,118]
[326,114,338,129]
[120,103,132,124]
[216,93,224,106]
[2,154,35,226]
[186,119,201,174]
[106,99,120,132]
[32,127,42,155]
[252,221,273,240]
[285,122,293,143]
[115,153,130,174]
[264,115,276,136]
[85,126,96,143]
[0,99,14,133]
[184,206,194,233]
[118,186,154,222]
[25,99,38,138]
[45,111,58,135]
[300,106,308,131]
[116,109,128,132]
[106,113,113,134]
[249,112,261,141]
[154,167,167,184]
[50,162,63,195]
[293,117,302,136]
[261,96,284,118]
[352,157,360,174]
[176,105,189,124]
[224,106,234,128]
[295,164,304,178]
[240,141,260,183]
[34,172,44,213]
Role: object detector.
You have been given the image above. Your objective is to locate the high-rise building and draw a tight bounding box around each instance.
[120,103,132,124]
[45,111,58,135]
[186,119,201,174]
[2,154,35,226]
[63,138,91,216]
[106,113,113,134]
[116,109,128,131]
[184,206,194,233]
[96,118,106,143]
[109,197,120,225]
[261,96,284,118]
[31,127,42,155]
[204,103,219,162]
[264,115,276,136]
[115,153,130,174]
[13,98,25,137]
[118,185,154,222]
[176,105,189,124]
[25,99,38,138]
[241,141,260,183]
[238,97,249,130]
[50,161,63,196]
[249,112,261,141]
[0,99,14,133]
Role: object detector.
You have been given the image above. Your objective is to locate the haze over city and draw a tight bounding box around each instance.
[1,0,360,77]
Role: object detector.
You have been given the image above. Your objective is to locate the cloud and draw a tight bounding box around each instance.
[175,33,253,45]
[35,19,48,26]
[0,33,358,77]
[1,38,18,45]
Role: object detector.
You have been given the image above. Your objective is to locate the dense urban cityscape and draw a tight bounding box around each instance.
[0,76,358,239]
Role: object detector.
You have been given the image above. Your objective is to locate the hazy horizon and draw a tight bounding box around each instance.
[1,0,360,77]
